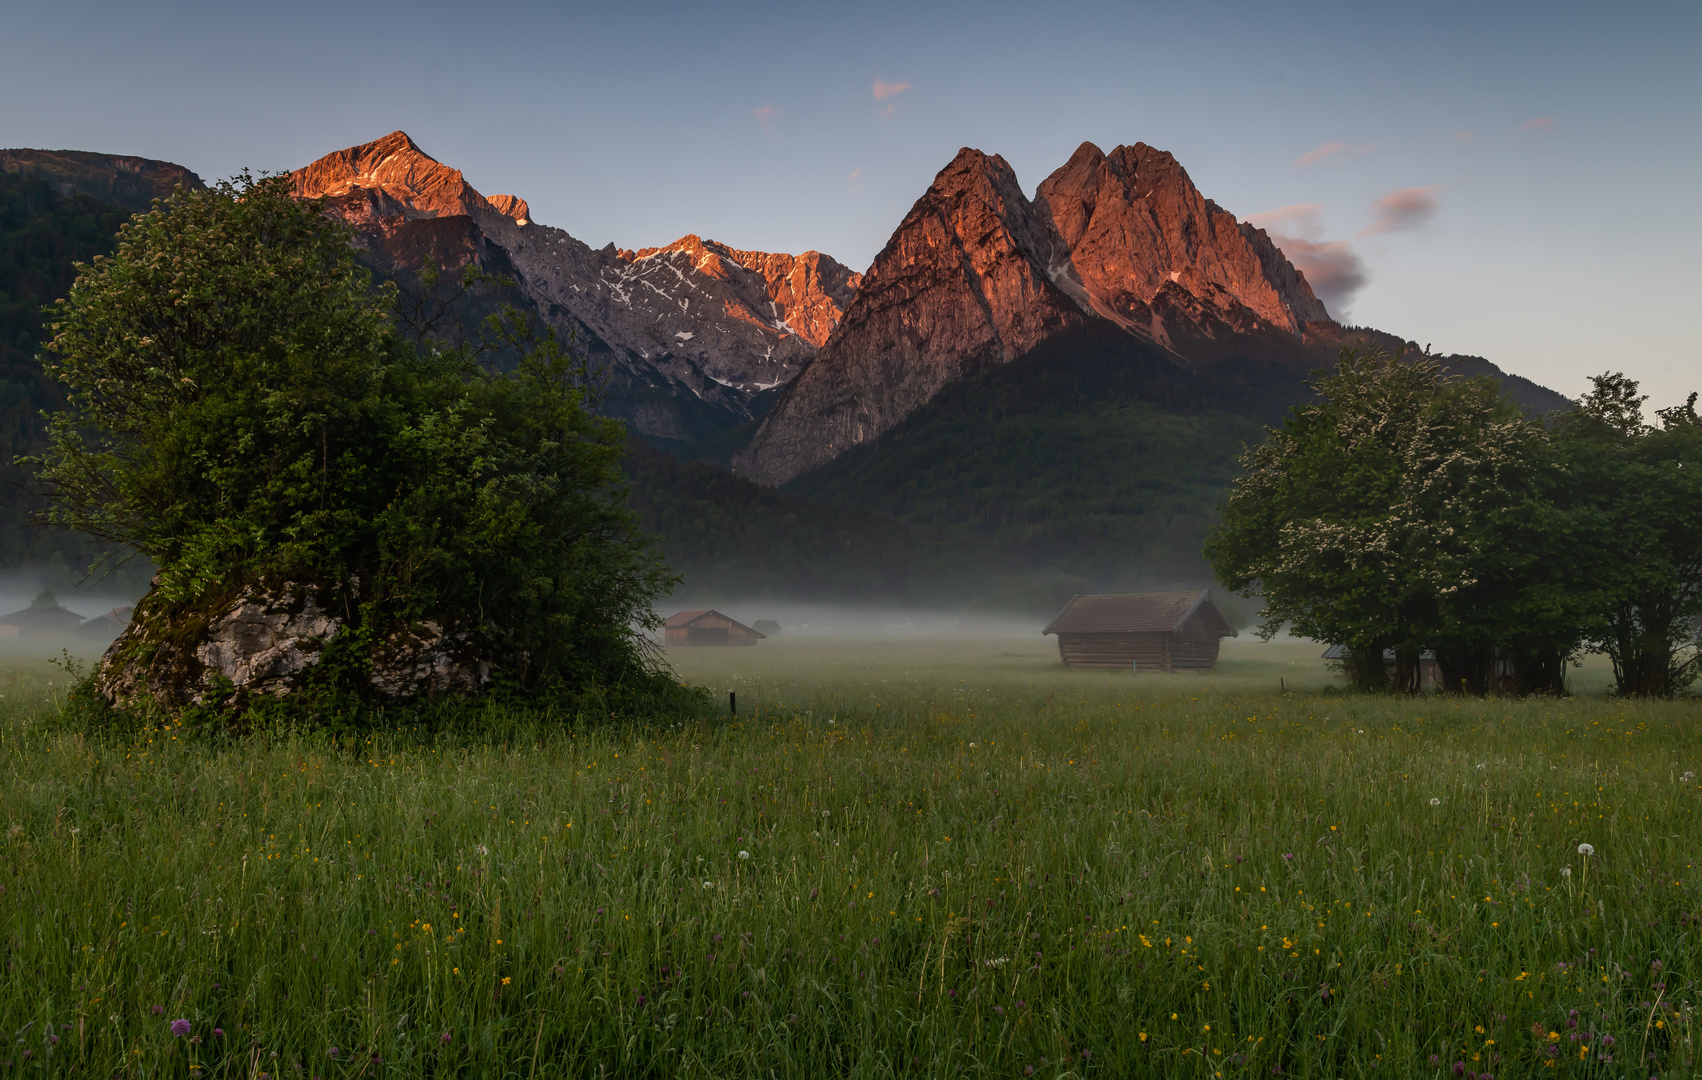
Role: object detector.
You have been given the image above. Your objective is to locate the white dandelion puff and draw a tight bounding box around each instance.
[1577,843,1594,857]
[1561,867,1572,878]
[1429,797,1441,806]
[738,850,750,860]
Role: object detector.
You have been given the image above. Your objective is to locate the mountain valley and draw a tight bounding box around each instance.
[1,133,1573,607]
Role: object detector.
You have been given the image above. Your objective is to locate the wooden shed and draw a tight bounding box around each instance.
[1042,590,1237,671]
[0,593,86,639]
[664,609,767,647]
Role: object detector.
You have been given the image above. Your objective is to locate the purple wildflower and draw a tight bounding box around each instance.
[213,1029,224,1037]
[170,1019,191,1037]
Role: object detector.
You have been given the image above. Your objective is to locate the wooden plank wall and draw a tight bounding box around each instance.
[1057,632,1170,669]
[1056,633,1222,671]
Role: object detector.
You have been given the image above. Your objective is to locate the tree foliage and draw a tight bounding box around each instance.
[34,173,679,707]
[1206,349,1598,694]
[1558,376,1702,696]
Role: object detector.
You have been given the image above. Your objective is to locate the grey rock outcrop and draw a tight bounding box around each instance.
[96,582,489,711]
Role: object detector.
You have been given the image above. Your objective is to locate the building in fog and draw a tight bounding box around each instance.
[76,606,134,642]
[664,610,767,647]
[1042,590,1237,671]
[753,620,781,637]
[0,591,86,639]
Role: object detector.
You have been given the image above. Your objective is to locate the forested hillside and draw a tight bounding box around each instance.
[0,168,141,581]
[786,323,1301,586]
[624,438,985,602]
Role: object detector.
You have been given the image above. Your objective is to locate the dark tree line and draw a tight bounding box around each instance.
[1207,350,1702,697]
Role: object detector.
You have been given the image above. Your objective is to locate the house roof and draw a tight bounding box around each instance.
[0,604,85,630]
[663,609,766,638]
[1042,590,1236,637]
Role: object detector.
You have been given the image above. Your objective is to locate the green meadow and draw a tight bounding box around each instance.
[1,635,1698,1078]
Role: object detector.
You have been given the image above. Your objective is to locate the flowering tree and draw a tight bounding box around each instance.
[1205,348,1588,693]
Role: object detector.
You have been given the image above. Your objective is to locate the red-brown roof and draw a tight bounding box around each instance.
[1042,590,1236,637]
[663,609,766,637]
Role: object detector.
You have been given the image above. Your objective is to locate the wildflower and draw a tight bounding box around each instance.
[704,881,713,890]
[1561,868,1571,878]
[328,1048,339,1058]
[1282,853,1294,861]
[738,851,750,860]
[1577,843,1594,857]
[501,977,511,985]
[170,1019,191,1038]
[1430,798,1441,806]
[213,1029,224,1037]
[1682,771,1695,782]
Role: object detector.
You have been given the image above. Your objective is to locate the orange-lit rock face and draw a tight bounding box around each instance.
[1033,142,1328,333]
[735,140,1335,487]
[621,235,861,349]
[735,147,1085,486]
[292,130,493,221]
[291,131,862,442]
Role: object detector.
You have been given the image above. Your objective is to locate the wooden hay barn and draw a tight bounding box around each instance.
[0,597,86,639]
[1042,590,1237,671]
[664,610,766,647]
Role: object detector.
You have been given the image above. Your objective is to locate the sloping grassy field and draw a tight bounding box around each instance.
[0,637,1697,1079]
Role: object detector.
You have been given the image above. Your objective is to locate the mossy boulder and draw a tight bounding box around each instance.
[96,580,491,713]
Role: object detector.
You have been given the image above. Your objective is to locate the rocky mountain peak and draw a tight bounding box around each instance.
[733,139,1346,487]
[1033,141,1330,334]
[292,130,496,223]
[732,146,1085,485]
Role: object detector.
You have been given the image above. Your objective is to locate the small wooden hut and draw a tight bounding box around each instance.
[1042,590,1236,671]
[664,610,766,647]
[0,593,86,639]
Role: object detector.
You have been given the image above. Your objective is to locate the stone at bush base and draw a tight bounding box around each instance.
[96,581,491,712]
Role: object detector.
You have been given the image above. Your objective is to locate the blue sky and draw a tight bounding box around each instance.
[4,0,1698,405]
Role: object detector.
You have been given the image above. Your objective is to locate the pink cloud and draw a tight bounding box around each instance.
[1292,140,1376,168]
[1360,186,1441,236]
[753,106,777,134]
[872,78,911,101]
[1244,204,1368,317]
[848,167,863,196]
[1454,130,1473,143]
[1520,116,1555,133]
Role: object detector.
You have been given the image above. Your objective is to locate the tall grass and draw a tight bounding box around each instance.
[1,641,1698,1078]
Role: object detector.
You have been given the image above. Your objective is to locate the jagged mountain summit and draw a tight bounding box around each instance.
[732,141,1348,486]
[292,131,861,442]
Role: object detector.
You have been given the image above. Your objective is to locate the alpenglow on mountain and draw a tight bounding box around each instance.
[291,131,862,443]
[732,142,1349,486]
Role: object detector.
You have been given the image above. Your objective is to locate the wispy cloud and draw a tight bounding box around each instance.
[1520,116,1555,133]
[873,78,912,116]
[847,167,863,197]
[1360,186,1441,236]
[1244,203,1368,317]
[1292,140,1376,168]
[1454,130,1473,144]
[753,105,777,134]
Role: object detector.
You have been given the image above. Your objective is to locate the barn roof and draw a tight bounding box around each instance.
[0,603,85,630]
[1042,590,1237,637]
[663,609,766,637]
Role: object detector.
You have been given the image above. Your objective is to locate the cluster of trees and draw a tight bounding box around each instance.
[1207,350,1702,697]
[35,173,679,710]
